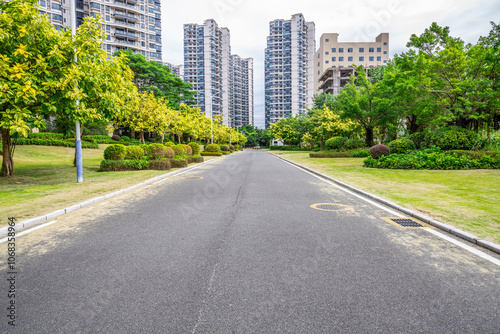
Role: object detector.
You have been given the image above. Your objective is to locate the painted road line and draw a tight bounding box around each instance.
[275,155,500,267]
[0,221,58,244]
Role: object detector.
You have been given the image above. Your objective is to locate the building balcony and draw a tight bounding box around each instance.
[111,1,140,13]
[114,31,139,40]
[113,12,139,22]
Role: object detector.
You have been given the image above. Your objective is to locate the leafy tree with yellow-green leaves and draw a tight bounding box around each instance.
[0,0,135,176]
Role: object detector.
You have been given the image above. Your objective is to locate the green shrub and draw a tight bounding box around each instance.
[310,151,354,158]
[99,159,149,171]
[427,126,478,150]
[187,156,204,164]
[325,137,348,150]
[204,144,221,152]
[125,145,145,160]
[388,138,416,154]
[221,151,230,155]
[352,149,370,157]
[201,152,223,156]
[364,149,500,170]
[120,136,130,141]
[164,141,176,148]
[183,144,193,156]
[408,132,426,149]
[188,142,200,155]
[16,137,99,149]
[450,150,500,159]
[28,132,64,140]
[148,143,166,160]
[345,138,365,150]
[172,144,187,156]
[269,146,310,151]
[164,146,175,159]
[220,145,229,152]
[148,159,171,170]
[229,145,235,151]
[170,158,188,168]
[82,135,115,144]
[104,144,126,160]
[369,144,390,159]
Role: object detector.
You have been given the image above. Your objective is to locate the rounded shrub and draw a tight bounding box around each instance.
[220,145,229,152]
[408,132,426,149]
[173,144,187,156]
[164,141,176,148]
[427,126,478,150]
[188,142,200,155]
[111,134,120,141]
[345,138,365,150]
[325,136,348,151]
[369,144,390,159]
[125,145,145,160]
[183,144,193,156]
[120,136,130,142]
[229,145,235,151]
[204,144,220,152]
[164,146,174,159]
[148,143,166,160]
[388,138,416,154]
[104,144,126,160]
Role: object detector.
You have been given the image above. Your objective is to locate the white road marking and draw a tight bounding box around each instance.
[276,156,500,267]
[0,220,57,244]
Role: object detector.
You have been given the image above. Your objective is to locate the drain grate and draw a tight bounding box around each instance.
[317,204,348,211]
[389,218,424,228]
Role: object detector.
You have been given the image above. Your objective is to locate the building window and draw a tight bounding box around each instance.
[339,48,344,53]
[105,15,110,21]
[107,45,111,50]
[377,47,381,52]
[347,56,352,61]
[317,62,320,67]
[332,57,336,61]
[369,48,374,52]
[384,42,387,45]
[359,57,364,61]
[325,51,329,55]
[325,38,329,42]
[339,57,344,61]
[325,60,329,64]
[369,56,374,61]
[90,2,100,9]
[39,0,46,7]
[383,60,387,63]
[52,3,62,10]
[52,13,62,21]
[377,56,381,61]
[359,47,364,52]
[106,25,110,31]
[348,48,353,52]
[384,51,387,54]
[317,54,320,58]
[332,48,336,52]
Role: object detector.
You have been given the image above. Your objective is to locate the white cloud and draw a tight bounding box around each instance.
[162,0,500,128]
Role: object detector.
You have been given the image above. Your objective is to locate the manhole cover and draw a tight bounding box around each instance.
[383,217,424,228]
[311,203,353,212]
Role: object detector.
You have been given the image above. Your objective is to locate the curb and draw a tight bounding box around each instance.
[271,153,500,255]
[1,156,225,236]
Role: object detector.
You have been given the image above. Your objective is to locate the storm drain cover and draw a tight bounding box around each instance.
[311,203,353,212]
[386,217,424,228]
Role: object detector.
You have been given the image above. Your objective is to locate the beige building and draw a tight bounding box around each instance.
[315,33,389,94]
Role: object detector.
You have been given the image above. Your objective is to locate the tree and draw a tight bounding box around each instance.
[270,117,300,145]
[305,107,356,150]
[0,0,134,176]
[118,50,195,109]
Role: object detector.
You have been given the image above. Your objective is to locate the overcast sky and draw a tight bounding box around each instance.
[161,0,500,128]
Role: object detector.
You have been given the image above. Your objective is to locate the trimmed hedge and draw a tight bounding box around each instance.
[345,138,365,150]
[165,146,175,159]
[184,144,193,156]
[221,151,230,155]
[173,144,187,156]
[100,159,148,171]
[220,145,229,152]
[125,145,145,160]
[269,146,311,151]
[111,134,121,141]
[16,137,99,149]
[388,138,416,154]
[204,144,221,152]
[148,159,171,170]
[427,126,478,150]
[104,144,126,160]
[201,152,223,157]
[28,132,64,140]
[188,142,200,155]
[148,143,167,160]
[187,156,204,164]
[352,149,370,157]
[82,135,115,144]
[310,151,355,158]
[364,149,500,170]
[170,158,188,168]
[325,137,347,150]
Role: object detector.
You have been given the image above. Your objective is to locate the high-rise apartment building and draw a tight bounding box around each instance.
[38,0,162,62]
[229,55,254,127]
[164,62,184,80]
[264,13,315,129]
[183,19,253,128]
[315,33,389,94]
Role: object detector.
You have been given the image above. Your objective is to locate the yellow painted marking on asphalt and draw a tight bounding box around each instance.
[381,217,428,229]
[183,176,204,180]
[310,203,354,212]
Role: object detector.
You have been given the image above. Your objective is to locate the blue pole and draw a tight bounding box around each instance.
[75,121,83,183]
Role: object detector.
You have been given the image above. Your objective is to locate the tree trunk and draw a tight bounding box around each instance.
[365,127,374,147]
[319,137,324,151]
[161,133,165,145]
[139,131,145,144]
[1,128,14,177]
[177,134,181,144]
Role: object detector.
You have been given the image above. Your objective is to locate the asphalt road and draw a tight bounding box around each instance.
[1,150,499,333]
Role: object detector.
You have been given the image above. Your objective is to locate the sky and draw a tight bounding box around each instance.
[161,0,500,129]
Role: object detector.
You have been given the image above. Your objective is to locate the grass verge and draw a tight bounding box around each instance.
[0,145,217,227]
[271,151,500,244]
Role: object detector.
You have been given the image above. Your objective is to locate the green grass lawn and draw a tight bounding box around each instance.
[0,145,215,227]
[272,152,500,244]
